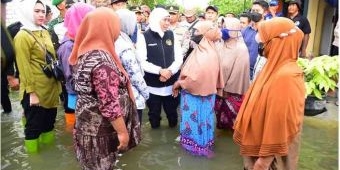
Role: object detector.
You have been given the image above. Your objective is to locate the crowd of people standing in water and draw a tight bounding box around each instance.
[1,0,318,169]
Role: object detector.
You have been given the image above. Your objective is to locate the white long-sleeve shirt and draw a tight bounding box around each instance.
[135,30,183,96]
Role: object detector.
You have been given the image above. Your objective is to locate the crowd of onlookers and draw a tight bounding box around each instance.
[2,0,336,169]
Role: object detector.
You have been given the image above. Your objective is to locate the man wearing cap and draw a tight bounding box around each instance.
[183,8,198,28]
[131,6,146,32]
[205,5,218,22]
[287,0,311,58]
[48,0,76,51]
[141,5,151,30]
[166,5,189,58]
[181,8,199,61]
[265,0,283,20]
[167,5,180,28]
[110,0,127,11]
[198,13,205,21]
[90,0,109,7]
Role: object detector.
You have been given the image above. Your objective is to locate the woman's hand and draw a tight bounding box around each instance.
[111,117,129,151]
[159,69,172,79]
[172,81,181,98]
[29,92,40,106]
[159,75,167,82]
[117,131,129,151]
[7,75,19,91]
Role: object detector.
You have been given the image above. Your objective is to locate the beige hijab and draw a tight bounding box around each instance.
[178,21,223,96]
[219,17,250,96]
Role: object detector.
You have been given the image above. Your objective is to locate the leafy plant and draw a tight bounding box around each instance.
[209,0,253,15]
[297,55,339,99]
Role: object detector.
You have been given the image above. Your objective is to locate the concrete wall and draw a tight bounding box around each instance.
[306,0,337,57]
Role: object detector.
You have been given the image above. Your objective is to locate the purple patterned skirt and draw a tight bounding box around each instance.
[214,93,243,130]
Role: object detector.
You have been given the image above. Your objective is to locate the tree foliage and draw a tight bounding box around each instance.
[126,0,252,15]
[209,0,252,16]
[128,0,174,9]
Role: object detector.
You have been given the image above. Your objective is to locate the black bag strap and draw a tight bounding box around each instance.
[188,20,199,31]
[22,29,52,64]
[22,29,45,52]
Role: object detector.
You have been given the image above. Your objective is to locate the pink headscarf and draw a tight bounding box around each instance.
[178,21,224,96]
[64,2,95,40]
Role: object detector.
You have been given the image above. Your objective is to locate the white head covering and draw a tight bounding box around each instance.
[148,8,169,37]
[18,0,45,31]
[116,9,137,36]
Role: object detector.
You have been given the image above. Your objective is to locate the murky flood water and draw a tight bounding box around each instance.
[1,91,338,170]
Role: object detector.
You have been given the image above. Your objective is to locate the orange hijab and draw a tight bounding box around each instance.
[178,21,223,96]
[69,7,134,102]
[233,17,305,157]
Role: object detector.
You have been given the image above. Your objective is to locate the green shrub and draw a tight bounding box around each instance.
[297,55,339,99]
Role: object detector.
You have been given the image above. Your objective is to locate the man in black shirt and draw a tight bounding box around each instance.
[287,0,311,58]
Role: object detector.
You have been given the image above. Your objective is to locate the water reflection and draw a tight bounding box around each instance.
[1,91,338,170]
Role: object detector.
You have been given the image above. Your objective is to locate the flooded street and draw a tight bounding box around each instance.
[1,91,338,170]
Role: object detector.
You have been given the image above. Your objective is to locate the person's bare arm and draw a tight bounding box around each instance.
[111,117,129,151]
[300,34,309,58]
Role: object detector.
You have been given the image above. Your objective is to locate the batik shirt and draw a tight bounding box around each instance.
[73,50,126,136]
[115,32,149,110]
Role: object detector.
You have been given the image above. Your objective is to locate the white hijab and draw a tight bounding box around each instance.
[116,9,137,36]
[148,8,169,37]
[18,0,45,31]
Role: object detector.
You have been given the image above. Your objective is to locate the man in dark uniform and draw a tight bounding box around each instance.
[287,0,311,58]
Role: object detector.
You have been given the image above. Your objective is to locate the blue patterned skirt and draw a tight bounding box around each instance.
[179,90,215,157]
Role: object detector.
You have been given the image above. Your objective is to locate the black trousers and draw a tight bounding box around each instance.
[331,45,339,56]
[61,84,75,113]
[146,93,179,128]
[21,93,57,140]
[137,109,143,124]
[1,73,12,113]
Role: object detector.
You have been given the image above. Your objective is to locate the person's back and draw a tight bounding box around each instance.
[116,8,149,123]
[233,17,305,170]
[57,2,94,124]
[68,8,141,169]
